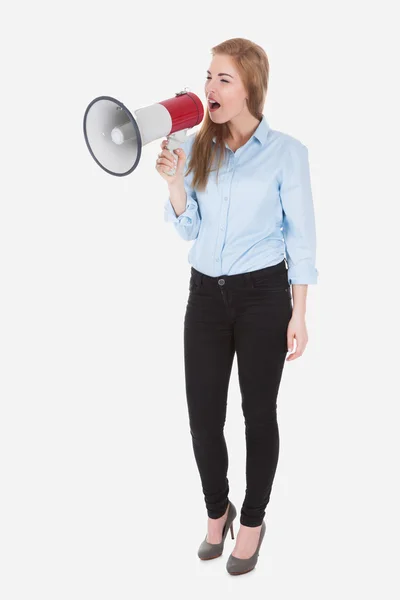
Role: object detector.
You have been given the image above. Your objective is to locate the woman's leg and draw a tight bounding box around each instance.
[184,276,235,519]
[234,283,292,527]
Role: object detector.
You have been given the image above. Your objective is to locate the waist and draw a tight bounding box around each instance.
[191,259,287,289]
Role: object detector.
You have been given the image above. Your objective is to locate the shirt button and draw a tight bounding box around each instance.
[220,226,224,230]
[216,258,219,262]
[224,197,228,201]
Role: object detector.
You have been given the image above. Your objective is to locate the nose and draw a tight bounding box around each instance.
[205,86,215,98]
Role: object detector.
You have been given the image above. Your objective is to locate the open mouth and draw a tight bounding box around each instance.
[208,99,221,112]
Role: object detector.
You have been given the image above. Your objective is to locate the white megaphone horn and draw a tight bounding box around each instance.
[83,88,204,177]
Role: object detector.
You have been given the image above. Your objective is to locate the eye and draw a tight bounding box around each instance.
[206,77,229,83]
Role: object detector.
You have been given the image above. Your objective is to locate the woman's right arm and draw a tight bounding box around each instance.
[158,136,201,241]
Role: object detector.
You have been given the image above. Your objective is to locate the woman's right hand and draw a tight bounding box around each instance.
[155,139,186,185]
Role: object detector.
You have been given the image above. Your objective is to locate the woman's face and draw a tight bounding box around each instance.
[204,54,248,123]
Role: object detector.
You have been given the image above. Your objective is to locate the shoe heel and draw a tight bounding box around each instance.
[230,522,234,540]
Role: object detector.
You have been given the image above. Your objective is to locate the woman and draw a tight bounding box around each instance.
[157,38,318,576]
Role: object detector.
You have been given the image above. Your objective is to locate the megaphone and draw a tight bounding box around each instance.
[83,88,204,177]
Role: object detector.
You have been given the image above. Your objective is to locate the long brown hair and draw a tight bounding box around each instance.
[185,38,270,192]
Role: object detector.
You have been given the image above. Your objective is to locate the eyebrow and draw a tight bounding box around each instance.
[207,70,234,78]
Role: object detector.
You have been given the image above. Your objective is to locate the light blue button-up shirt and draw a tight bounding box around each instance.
[164,114,318,285]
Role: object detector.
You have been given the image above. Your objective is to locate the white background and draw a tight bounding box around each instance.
[1,0,399,597]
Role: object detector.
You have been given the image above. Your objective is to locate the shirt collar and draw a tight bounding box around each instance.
[212,114,270,146]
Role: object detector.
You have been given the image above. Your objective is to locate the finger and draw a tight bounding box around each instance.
[287,348,304,360]
[160,161,175,174]
[286,347,299,360]
[160,148,174,163]
[286,350,295,360]
[287,337,295,354]
[157,157,175,171]
[293,342,305,355]
[167,148,177,162]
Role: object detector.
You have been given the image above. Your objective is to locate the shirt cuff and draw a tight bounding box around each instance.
[164,194,198,226]
[287,263,319,285]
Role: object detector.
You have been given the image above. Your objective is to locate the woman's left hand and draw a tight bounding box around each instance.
[286,313,308,361]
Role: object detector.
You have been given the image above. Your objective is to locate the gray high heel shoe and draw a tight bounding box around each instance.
[226,520,266,575]
[197,501,237,560]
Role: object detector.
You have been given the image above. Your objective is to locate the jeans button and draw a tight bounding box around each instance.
[218,278,225,286]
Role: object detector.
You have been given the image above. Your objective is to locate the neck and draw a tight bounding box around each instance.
[226,112,262,144]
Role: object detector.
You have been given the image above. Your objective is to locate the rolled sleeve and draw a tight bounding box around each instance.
[279,141,319,285]
[163,135,201,241]
[163,186,201,240]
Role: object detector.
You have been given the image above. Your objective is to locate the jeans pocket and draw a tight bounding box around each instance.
[252,271,289,292]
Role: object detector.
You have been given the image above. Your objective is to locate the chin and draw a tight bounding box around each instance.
[209,110,225,121]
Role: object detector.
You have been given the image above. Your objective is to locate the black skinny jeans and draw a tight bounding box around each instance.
[183,258,292,528]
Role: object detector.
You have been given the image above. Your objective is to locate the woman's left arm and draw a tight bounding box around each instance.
[278,140,319,361]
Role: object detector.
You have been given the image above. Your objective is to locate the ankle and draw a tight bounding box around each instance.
[208,502,229,525]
